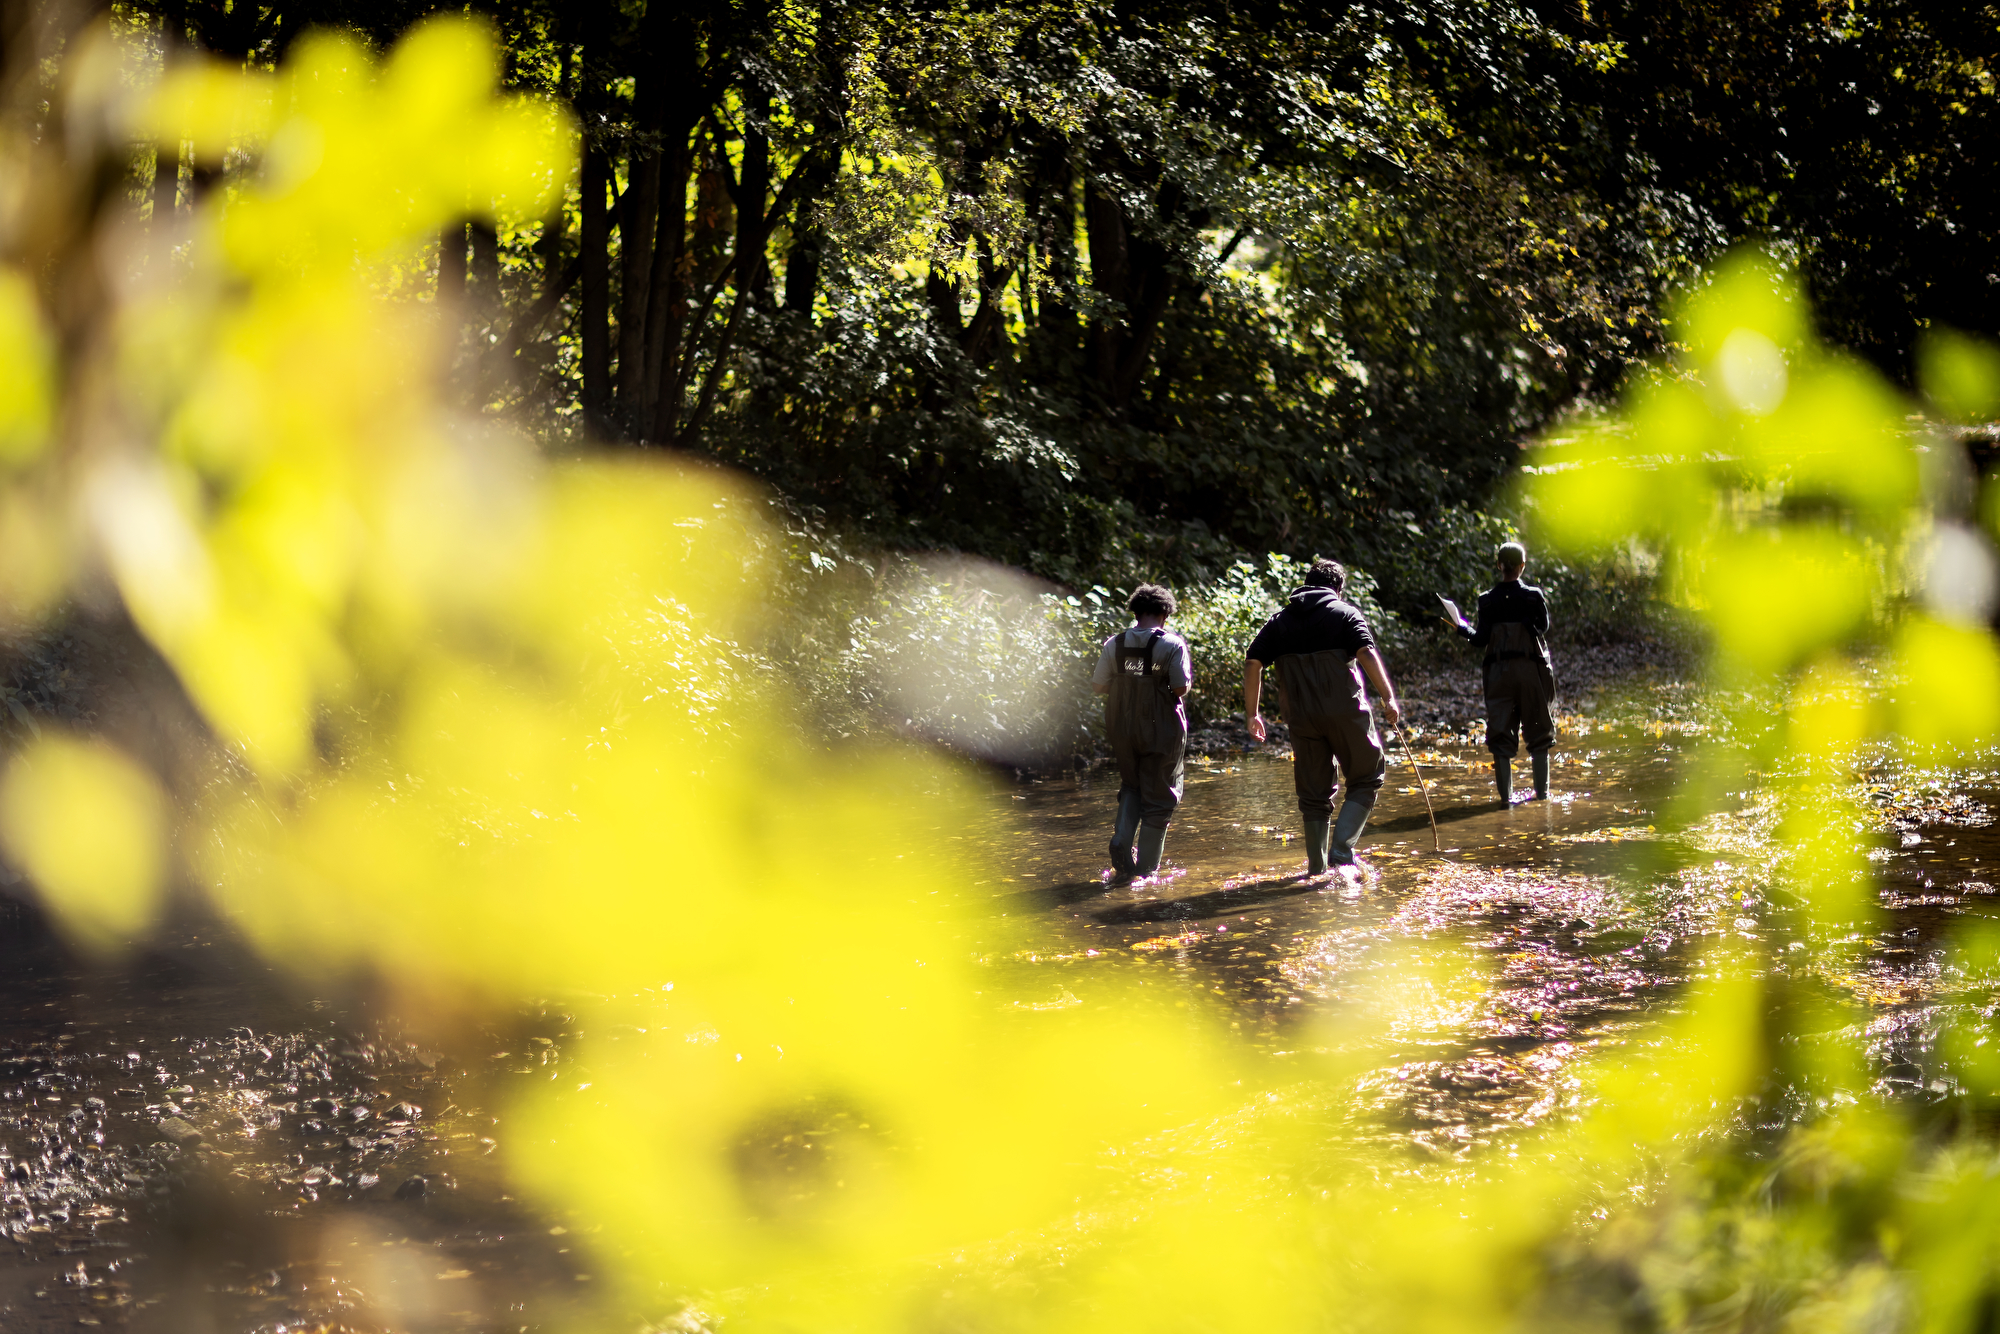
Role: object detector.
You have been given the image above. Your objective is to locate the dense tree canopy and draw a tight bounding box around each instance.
[109,0,2000,589]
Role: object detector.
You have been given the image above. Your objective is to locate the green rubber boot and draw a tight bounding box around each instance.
[1531,750,1550,801]
[1303,816,1331,874]
[1494,758,1512,804]
[1134,825,1167,876]
[1328,798,1371,865]
[1109,790,1142,878]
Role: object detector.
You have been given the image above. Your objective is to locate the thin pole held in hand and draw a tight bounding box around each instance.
[1393,724,1440,852]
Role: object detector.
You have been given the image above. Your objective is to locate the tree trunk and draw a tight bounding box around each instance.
[439,221,467,302]
[150,139,179,240]
[1035,149,1079,355]
[783,227,823,315]
[1082,174,1177,412]
[1083,176,1128,392]
[736,89,773,302]
[469,220,499,319]
[535,198,565,304]
[580,139,613,434]
[614,1,672,429]
[616,128,663,421]
[783,6,850,317]
[672,94,772,446]
[643,111,694,440]
[962,234,1016,365]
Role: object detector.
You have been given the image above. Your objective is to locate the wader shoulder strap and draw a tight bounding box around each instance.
[1115,629,1167,678]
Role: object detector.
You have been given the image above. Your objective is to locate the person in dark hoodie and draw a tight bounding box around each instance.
[1446,540,1555,802]
[1091,583,1192,878]
[1242,559,1401,872]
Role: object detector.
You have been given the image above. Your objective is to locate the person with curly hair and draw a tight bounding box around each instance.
[1091,583,1191,878]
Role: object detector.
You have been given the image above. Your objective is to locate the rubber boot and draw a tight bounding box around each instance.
[1134,825,1167,876]
[1109,790,1142,878]
[1494,758,1512,804]
[1531,749,1550,801]
[1303,815,1331,874]
[1327,798,1371,865]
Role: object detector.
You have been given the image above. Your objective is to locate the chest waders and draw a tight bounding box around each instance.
[1106,631,1187,878]
[1483,621,1556,801]
[1273,649,1387,872]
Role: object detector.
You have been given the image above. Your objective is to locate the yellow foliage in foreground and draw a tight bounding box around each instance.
[4,15,2000,1334]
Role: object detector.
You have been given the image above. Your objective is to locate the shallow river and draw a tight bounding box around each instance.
[981,728,2000,1157]
[1,725,1994,1329]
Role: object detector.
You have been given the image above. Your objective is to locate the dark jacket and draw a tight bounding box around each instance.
[1458,579,1550,668]
[1246,586,1375,665]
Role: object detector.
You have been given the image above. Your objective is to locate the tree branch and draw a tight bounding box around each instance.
[1216,225,1252,267]
[492,254,583,365]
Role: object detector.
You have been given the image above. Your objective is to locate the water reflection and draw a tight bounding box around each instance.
[986,727,2000,1162]
[3,725,1999,1323]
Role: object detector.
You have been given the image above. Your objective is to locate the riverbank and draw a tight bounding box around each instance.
[1183,638,1703,758]
[0,628,1993,1331]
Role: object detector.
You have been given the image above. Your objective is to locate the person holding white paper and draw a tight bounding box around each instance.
[1444,541,1556,802]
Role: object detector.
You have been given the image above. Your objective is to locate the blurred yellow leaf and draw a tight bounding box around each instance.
[143,59,274,164]
[1893,615,2000,750]
[1674,249,1808,365]
[0,734,168,952]
[0,268,53,468]
[1919,329,2000,424]
[1689,527,1874,673]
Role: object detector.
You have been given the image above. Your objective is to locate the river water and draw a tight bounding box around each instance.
[980,726,2000,1158]
[0,724,1993,1329]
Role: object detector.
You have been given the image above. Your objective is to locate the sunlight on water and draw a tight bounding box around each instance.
[1,15,1999,1331]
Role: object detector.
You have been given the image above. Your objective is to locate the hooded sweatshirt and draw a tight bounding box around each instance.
[1245,585,1375,666]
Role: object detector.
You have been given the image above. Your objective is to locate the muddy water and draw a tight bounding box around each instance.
[984,729,2000,1159]
[0,927,593,1332]
[2,727,1997,1330]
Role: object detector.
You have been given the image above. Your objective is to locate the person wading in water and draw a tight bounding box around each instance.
[1243,559,1401,872]
[1445,540,1555,802]
[1091,584,1192,879]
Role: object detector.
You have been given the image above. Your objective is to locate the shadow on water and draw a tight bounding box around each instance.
[1090,872,1339,924]
[1370,801,1505,834]
[1001,880,1120,912]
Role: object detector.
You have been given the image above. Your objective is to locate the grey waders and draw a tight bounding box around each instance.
[1273,648,1387,869]
[1531,749,1550,801]
[1105,629,1188,878]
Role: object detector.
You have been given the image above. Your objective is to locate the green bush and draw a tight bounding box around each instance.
[1356,504,1675,651]
[1172,554,1410,726]
[750,497,1671,763]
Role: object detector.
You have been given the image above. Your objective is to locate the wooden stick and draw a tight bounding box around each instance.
[1393,724,1441,852]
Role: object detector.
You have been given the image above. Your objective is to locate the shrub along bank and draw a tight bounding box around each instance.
[750,497,1678,767]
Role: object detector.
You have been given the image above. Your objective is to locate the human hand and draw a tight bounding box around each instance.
[1381,700,1401,729]
[1248,713,1267,742]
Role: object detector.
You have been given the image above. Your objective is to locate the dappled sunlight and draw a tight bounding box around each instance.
[0,5,1997,1330]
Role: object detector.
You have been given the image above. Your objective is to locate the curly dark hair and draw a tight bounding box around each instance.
[1303,558,1346,591]
[1127,583,1177,618]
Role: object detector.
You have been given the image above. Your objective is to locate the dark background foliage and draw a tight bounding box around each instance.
[115,0,2000,613]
